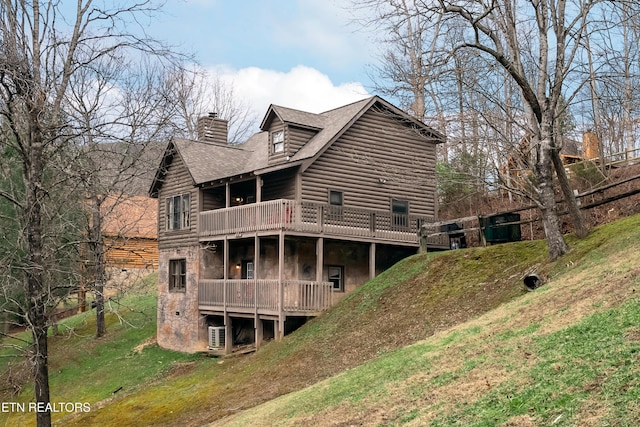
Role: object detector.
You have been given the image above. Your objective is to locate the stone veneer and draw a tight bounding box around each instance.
[157,245,207,352]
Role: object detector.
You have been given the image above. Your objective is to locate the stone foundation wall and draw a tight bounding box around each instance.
[157,245,207,352]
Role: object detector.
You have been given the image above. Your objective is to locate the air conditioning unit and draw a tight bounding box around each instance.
[208,326,225,350]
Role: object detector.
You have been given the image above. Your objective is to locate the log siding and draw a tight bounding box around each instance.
[267,122,287,165]
[157,152,199,249]
[261,168,297,201]
[288,125,317,155]
[301,108,437,217]
[152,97,444,353]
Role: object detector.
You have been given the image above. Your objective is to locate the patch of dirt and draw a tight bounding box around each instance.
[624,327,640,342]
[166,361,197,378]
[499,415,538,427]
[133,336,156,354]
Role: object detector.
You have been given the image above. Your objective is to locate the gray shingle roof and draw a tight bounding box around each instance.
[150,95,443,195]
[262,105,326,130]
[173,138,254,185]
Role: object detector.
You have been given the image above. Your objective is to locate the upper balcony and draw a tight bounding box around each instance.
[198,199,448,247]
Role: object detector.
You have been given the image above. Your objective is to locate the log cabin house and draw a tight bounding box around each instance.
[101,195,158,271]
[149,96,445,353]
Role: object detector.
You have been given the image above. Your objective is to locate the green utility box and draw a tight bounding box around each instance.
[479,213,521,243]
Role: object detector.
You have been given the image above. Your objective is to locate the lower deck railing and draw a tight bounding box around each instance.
[198,279,333,313]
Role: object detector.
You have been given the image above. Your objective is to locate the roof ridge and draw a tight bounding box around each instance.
[319,95,374,115]
[173,137,249,151]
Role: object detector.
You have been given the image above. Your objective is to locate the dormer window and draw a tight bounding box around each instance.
[272,130,284,153]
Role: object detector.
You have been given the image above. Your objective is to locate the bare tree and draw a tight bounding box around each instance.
[161,64,258,143]
[0,2,179,425]
[579,2,640,167]
[352,1,527,213]
[63,63,257,338]
[354,0,640,257]
[63,58,174,338]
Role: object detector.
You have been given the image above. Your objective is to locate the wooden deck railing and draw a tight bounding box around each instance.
[198,279,333,313]
[199,199,432,244]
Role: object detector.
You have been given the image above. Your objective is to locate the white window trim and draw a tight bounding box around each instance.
[328,265,344,292]
[272,130,284,153]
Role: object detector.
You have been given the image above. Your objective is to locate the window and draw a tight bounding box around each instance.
[327,190,343,222]
[166,193,190,230]
[272,130,284,153]
[328,266,344,292]
[329,190,343,206]
[241,260,254,280]
[391,198,409,229]
[169,259,186,292]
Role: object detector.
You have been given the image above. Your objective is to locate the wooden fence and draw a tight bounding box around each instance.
[422,172,640,250]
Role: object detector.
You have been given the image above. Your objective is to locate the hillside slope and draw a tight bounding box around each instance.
[59,224,552,426]
[9,214,638,426]
[213,215,640,426]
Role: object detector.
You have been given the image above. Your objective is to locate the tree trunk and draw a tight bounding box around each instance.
[26,123,52,427]
[96,281,105,337]
[91,196,106,338]
[537,120,570,259]
[537,166,569,259]
[551,149,589,238]
[31,324,51,427]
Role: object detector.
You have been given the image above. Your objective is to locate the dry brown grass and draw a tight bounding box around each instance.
[211,214,640,427]
[49,212,640,427]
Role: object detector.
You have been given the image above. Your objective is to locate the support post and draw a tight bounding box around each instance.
[254,234,259,311]
[369,242,376,280]
[316,237,324,283]
[256,175,262,203]
[255,316,263,350]
[278,231,285,340]
[224,313,232,354]
[223,237,228,311]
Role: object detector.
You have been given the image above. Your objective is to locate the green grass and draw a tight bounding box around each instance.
[216,300,640,426]
[427,299,640,426]
[212,214,640,427]
[55,233,549,426]
[4,215,640,426]
[0,275,203,426]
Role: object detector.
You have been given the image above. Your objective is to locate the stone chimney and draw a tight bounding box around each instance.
[197,112,228,144]
[582,131,599,159]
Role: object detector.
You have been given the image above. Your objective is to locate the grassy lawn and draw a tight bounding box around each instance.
[2,214,640,426]
[0,273,204,426]
[213,214,640,426]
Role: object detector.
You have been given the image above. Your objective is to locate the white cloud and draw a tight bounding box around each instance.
[212,64,370,123]
[268,0,377,71]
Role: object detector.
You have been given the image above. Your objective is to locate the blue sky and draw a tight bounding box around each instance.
[146,0,378,119]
